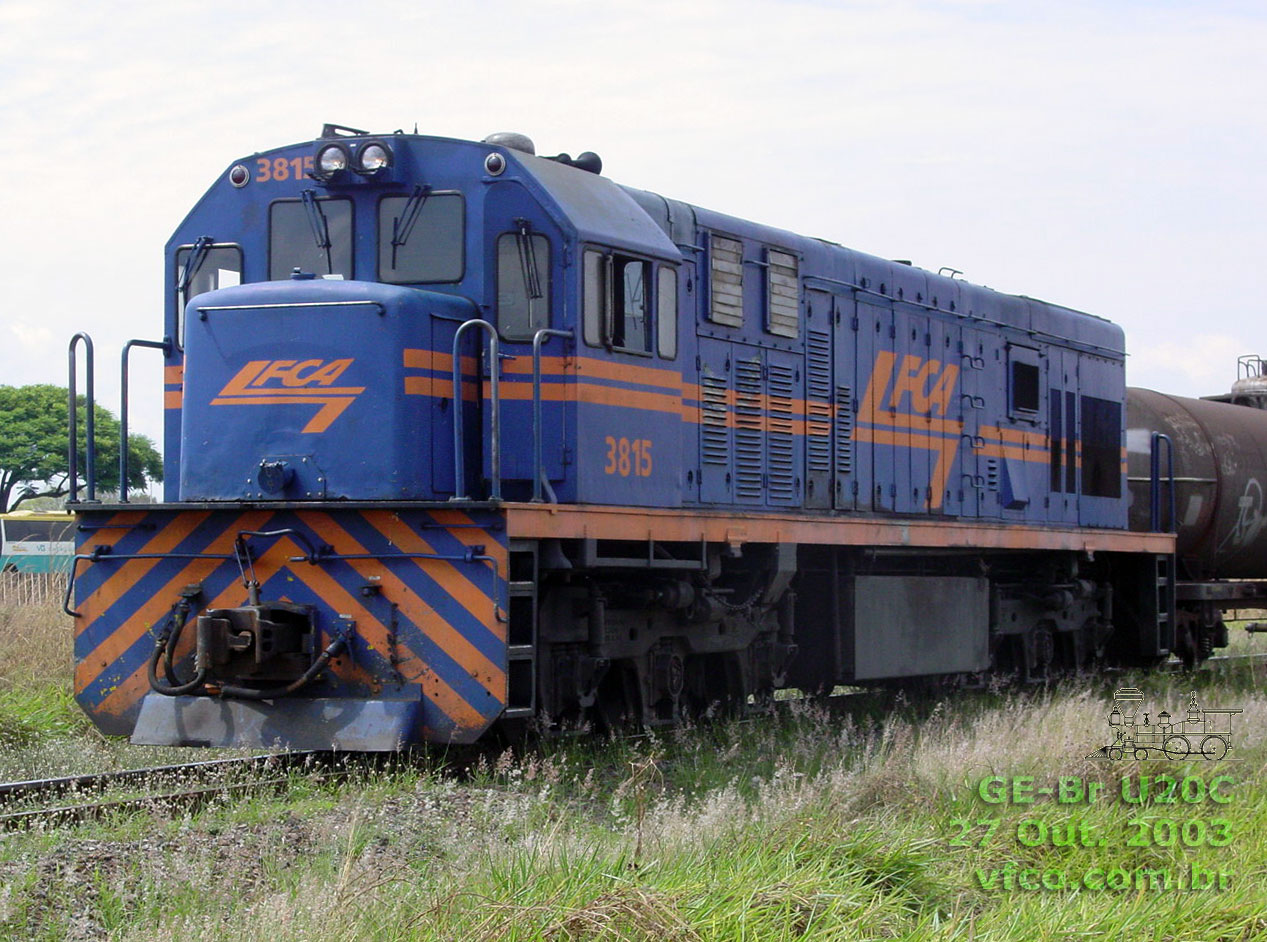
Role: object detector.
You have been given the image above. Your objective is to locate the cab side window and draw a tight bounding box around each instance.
[583,250,652,354]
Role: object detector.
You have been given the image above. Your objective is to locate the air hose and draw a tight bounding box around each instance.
[216,631,348,700]
[147,600,208,696]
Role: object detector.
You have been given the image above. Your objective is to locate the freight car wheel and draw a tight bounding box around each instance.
[1200,736,1228,761]
[1163,736,1191,760]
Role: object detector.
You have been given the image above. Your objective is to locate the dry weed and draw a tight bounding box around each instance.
[0,588,72,688]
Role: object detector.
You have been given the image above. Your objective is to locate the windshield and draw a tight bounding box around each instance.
[378,191,464,283]
[269,197,353,280]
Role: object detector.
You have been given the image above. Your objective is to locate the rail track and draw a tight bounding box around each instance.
[5,652,1261,830]
[1169,651,1267,673]
[0,752,336,831]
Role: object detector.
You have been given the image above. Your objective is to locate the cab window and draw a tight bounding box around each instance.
[657,265,677,359]
[378,191,464,283]
[269,197,353,280]
[496,230,551,340]
[175,242,242,345]
[583,250,651,354]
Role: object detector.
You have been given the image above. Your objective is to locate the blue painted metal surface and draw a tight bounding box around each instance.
[69,127,1135,747]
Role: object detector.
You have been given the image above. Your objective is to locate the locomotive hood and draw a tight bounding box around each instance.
[179,278,475,502]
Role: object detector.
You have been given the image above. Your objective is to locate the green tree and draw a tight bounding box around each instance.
[0,384,163,512]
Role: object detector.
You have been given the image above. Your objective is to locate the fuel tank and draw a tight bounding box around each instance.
[1127,388,1267,578]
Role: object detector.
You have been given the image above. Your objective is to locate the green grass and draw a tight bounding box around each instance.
[2,588,1266,940]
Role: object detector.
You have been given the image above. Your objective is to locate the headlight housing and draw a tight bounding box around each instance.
[314,143,350,180]
[355,141,392,175]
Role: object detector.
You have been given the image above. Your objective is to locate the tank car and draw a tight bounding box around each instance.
[63,124,1245,750]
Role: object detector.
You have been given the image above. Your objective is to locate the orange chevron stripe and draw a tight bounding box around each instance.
[75,511,213,639]
[76,511,272,702]
[301,513,505,693]
[94,536,305,719]
[76,510,154,556]
[267,552,491,732]
[92,534,492,733]
[360,511,506,645]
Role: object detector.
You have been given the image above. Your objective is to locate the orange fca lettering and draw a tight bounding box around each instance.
[211,358,364,432]
[857,351,964,510]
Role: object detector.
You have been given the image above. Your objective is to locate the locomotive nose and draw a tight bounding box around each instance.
[179,280,477,502]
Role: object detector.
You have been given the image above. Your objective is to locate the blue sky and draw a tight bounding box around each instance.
[1,0,1263,452]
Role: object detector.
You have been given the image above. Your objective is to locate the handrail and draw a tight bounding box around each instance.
[119,338,172,502]
[531,328,573,502]
[451,319,501,500]
[1149,431,1176,532]
[67,333,96,504]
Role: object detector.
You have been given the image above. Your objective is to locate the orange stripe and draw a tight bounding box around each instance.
[164,365,184,384]
[76,511,213,644]
[302,512,505,685]
[276,547,493,733]
[164,390,182,408]
[361,510,506,643]
[863,410,964,436]
[404,349,478,373]
[76,511,270,699]
[504,503,1176,554]
[981,425,1047,448]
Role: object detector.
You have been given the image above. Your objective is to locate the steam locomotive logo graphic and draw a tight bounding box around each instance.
[1087,689,1242,761]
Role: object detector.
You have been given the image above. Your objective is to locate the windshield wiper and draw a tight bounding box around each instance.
[177,236,214,296]
[514,218,543,300]
[301,189,333,274]
[391,185,432,268]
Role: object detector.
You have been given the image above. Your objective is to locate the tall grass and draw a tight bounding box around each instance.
[0,588,1264,939]
[0,572,68,610]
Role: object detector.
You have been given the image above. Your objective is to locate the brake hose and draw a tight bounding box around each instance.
[216,631,348,700]
[147,600,208,696]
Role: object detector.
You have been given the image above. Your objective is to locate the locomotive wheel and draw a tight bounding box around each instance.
[1200,735,1228,761]
[1163,735,1191,760]
[1133,748,1150,761]
[1107,746,1124,761]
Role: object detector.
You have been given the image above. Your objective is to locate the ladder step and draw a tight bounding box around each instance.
[508,644,535,660]
[509,581,536,596]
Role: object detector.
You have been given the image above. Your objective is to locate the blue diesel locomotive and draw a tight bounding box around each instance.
[65,125,1258,749]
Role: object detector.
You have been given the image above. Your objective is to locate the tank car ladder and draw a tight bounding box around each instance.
[1150,432,1177,655]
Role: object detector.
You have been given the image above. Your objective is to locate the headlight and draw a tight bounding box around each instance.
[315,143,349,178]
[356,141,392,174]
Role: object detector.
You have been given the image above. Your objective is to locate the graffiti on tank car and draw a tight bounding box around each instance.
[211,358,366,432]
[1221,478,1265,549]
[856,351,964,510]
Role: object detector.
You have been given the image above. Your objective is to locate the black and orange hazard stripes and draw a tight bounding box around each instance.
[72,506,508,744]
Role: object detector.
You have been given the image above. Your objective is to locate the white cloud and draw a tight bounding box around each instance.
[0,0,1263,438]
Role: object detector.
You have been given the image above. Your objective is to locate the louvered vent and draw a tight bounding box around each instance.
[710,236,744,328]
[767,361,796,501]
[734,356,764,500]
[700,375,729,466]
[835,385,854,474]
[986,458,1000,490]
[806,331,832,473]
[767,250,799,338]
